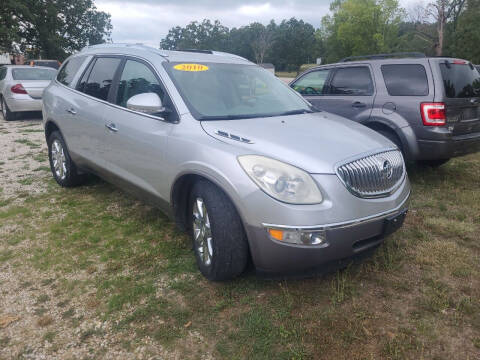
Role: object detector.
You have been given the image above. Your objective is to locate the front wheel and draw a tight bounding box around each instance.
[48,131,87,187]
[189,180,249,281]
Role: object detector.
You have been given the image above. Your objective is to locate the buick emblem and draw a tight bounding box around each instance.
[377,157,393,180]
[382,159,393,180]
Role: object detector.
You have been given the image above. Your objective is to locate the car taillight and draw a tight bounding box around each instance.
[11,84,27,94]
[421,102,446,126]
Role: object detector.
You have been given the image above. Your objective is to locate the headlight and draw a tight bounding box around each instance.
[238,155,323,204]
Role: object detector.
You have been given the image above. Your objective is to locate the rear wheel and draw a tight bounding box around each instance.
[189,180,248,281]
[48,131,87,187]
[417,159,450,167]
[1,97,16,121]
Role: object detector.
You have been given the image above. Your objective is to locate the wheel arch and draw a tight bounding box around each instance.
[170,171,246,232]
[364,119,417,161]
[44,120,61,141]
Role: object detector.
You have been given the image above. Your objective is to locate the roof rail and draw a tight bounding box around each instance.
[340,52,426,62]
[175,49,213,54]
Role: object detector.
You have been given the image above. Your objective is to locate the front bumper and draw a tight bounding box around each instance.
[245,192,409,275]
[6,97,42,112]
[417,132,480,160]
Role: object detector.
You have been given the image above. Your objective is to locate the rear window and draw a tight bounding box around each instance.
[12,68,56,81]
[381,64,429,96]
[439,62,480,98]
[32,61,60,69]
[57,56,87,87]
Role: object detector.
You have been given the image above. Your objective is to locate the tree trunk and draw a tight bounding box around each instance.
[437,18,444,56]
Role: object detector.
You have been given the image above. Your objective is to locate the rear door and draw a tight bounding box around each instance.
[67,56,122,167]
[434,59,480,136]
[318,65,375,123]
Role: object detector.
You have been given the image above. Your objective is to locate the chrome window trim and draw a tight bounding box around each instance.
[262,190,410,231]
[54,53,181,124]
[334,147,406,199]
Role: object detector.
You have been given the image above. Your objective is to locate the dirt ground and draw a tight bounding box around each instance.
[0,114,188,360]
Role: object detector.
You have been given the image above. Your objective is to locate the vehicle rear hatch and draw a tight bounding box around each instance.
[435,59,480,136]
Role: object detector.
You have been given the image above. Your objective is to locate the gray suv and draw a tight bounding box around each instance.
[291,53,480,166]
[42,44,410,280]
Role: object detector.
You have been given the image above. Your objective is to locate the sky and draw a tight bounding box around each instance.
[96,0,422,48]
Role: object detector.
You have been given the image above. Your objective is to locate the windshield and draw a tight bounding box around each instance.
[439,62,480,98]
[12,68,57,81]
[164,62,313,120]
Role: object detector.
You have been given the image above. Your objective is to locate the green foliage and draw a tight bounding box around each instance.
[5,0,112,60]
[321,0,405,62]
[160,18,317,72]
[445,0,480,63]
[0,0,20,52]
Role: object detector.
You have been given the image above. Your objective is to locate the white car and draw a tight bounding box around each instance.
[0,65,57,120]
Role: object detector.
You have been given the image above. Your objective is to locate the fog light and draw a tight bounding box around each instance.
[267,228,327,246]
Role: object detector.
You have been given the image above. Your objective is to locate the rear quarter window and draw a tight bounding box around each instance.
[57,56,87,87]
[381,64,429,96]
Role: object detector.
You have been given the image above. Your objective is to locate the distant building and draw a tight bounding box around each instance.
[0,53,11,65]
[259,63,275,74]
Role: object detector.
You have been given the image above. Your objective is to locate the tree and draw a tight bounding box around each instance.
[321,0,405,63]
[13,0,112,60]
[248,22,275,64]
[160,20,230,51]
[425,0,467,55]
[0,0,20,52]
[270,18,316,71]
[445,0,480,62]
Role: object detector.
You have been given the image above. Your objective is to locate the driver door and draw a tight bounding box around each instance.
[290,68,333,107]
[102,57,177,202]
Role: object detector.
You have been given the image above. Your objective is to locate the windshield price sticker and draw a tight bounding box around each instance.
[174,63,209,72]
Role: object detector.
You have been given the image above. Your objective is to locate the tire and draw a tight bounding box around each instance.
[1,97,16,121]
[47,130,87,187]
[189,180,249,281]
[417,159,450,167]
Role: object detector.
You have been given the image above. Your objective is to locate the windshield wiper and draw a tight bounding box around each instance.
[198,114,266,121]
[277,109,315,116]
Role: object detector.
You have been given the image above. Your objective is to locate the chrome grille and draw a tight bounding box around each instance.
[336,150,405,198]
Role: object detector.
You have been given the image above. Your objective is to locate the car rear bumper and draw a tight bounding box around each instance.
[245,193,409,275]
[417,132,480,159]
[6,97,42,112]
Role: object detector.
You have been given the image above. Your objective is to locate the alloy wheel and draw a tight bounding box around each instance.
[51,139,67,180]
[192,197,213,266]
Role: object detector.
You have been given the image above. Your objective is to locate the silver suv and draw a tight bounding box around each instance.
[42,44,410,280]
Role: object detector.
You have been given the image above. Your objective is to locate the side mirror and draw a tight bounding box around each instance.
[126,92,166,116]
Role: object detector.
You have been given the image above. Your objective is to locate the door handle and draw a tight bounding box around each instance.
[352,101,366,108]
[105,123,118,132]
[66,108,76,115]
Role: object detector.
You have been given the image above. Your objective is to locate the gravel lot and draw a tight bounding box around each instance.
[0,114,182,359]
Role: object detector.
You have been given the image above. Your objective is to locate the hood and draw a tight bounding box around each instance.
[201,112,395,174]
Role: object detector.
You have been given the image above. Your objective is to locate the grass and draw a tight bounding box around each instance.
[275,71,297,78]
[1,152,479,358]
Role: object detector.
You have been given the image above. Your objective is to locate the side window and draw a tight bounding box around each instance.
[56,56,86,87]
[381,64,429,96]
[0,67,6,80]
[78,57,121,101]
[291,69,331,95]
[329,67,374,96]
[115,60,164,107]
